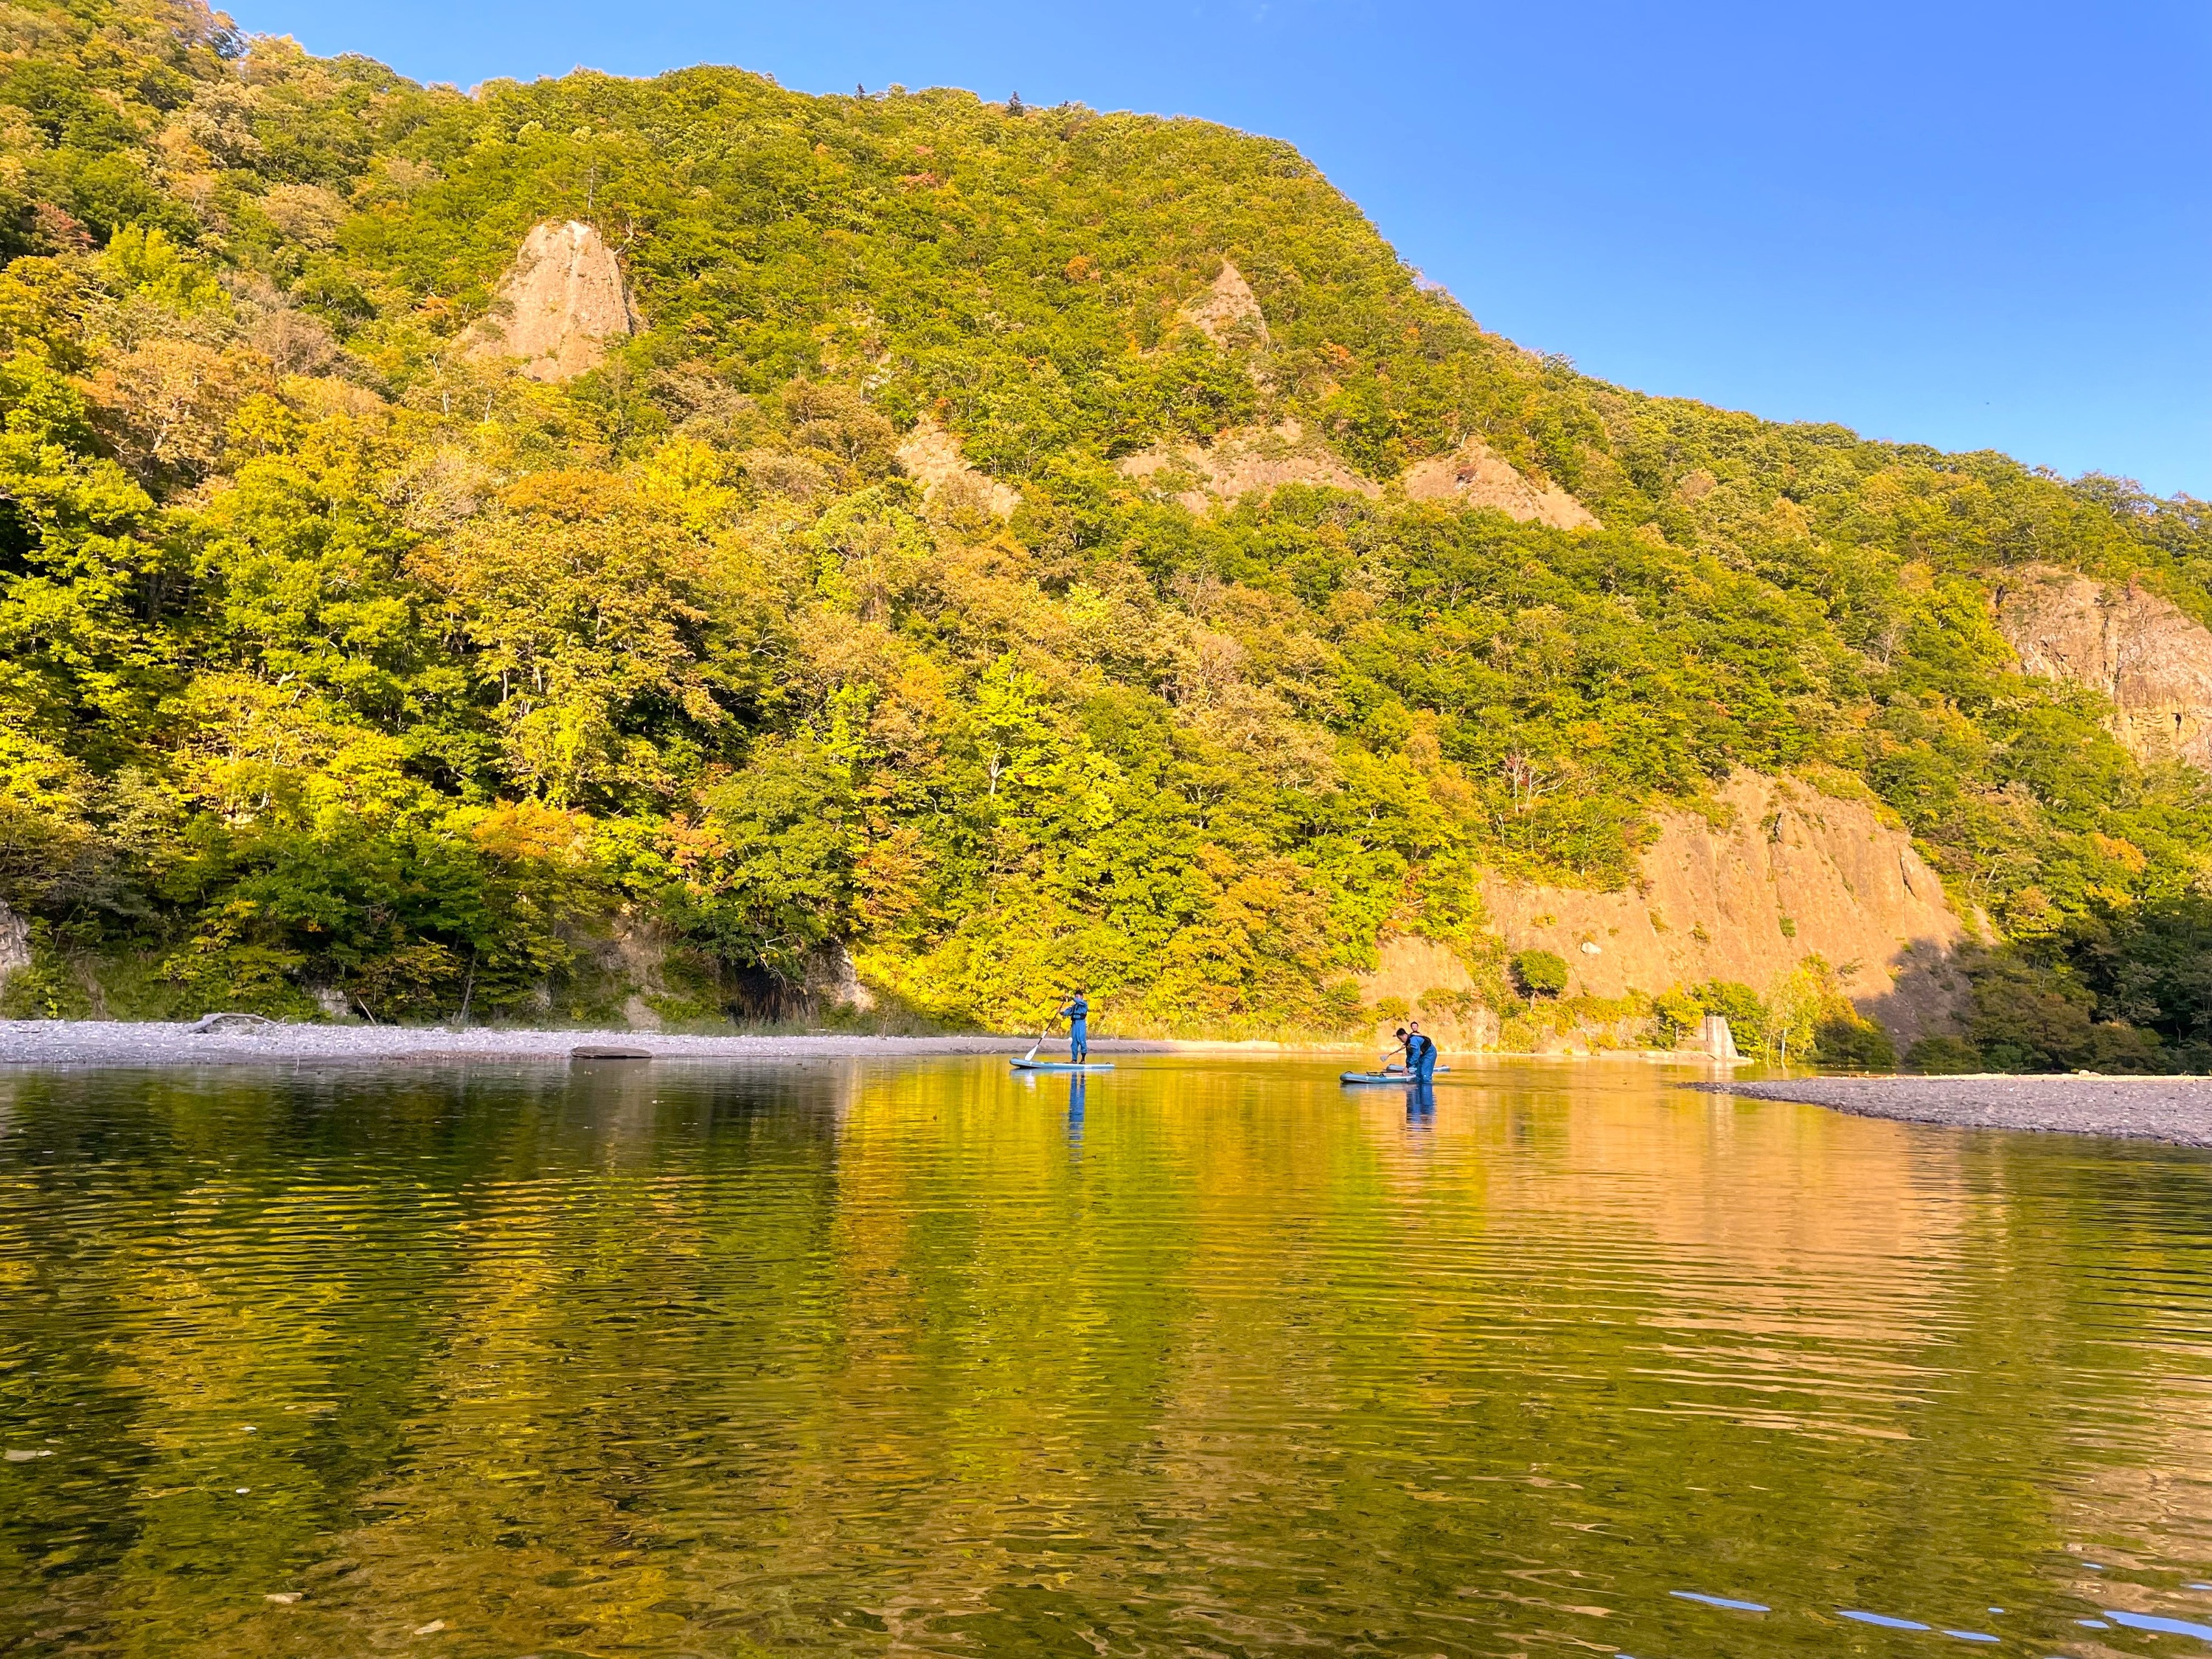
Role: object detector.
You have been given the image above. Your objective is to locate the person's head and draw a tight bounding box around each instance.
[1408,1021,1422,1033]
[1394,1027,1408,1040]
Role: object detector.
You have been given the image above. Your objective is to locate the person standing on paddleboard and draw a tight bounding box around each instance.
[1058,990,1090,1064]
[1405,1021,1438,1083]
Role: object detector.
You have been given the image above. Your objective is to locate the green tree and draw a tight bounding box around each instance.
[1512,949,1568,998]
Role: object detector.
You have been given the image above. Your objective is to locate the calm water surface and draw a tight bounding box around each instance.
[4,1056,2212,1657]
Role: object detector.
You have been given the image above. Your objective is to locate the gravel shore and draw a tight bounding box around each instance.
[1697,1075,2212,1148]
[0,1019,1172,1071]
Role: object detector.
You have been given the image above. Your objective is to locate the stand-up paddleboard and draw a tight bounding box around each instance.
[1012,1058,1116,1073]
[1340,1067,1450,1085]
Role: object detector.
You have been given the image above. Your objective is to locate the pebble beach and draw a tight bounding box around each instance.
[0,1019,1171,1070]
[1700,1074,2212,1148]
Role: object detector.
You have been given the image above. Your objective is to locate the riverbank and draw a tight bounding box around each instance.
[0,1019,1180,1070]
[1698,1075,2212,1148]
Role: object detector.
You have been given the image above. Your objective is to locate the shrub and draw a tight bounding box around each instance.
[1650,986,1703,1046]
[1511,949,1569,998]
[1813,1013,1896,1071]
[0,947,94,1020]
[1962,948,2168,1073]
[1695,981,1769,1050]
[1650,980,1769,1048]
[1905,1034,1983,1074]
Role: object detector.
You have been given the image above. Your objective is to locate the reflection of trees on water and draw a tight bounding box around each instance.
[4,1061,2212,1654]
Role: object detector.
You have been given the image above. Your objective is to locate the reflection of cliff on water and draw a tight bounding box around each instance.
[4,1059,2212,1657]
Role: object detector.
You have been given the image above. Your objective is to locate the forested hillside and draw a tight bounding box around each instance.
[2,0,2208,1066]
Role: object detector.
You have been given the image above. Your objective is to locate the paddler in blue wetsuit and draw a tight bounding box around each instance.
[1057,989,1090,1063]
[1405,1020,1438,1083]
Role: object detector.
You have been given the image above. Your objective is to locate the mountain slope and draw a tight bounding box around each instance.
[1,0,2208,1066]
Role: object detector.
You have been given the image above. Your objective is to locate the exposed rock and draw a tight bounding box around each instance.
[465,220,639,382]
[184,1012,278,1033]
[0,900,27,990]
[597,911,674,1029]
[895,419,1019,518]
[1117,420,1379,512]
[1994,566,2212,769]
[1354,934,1475,1006]
[1353,934,1486,1054]
[1401,437,1599,531]
[1481,771,1967,1045]
[1179,260,1268,347]
[810,942,876,1013]
[720,942,878,1021]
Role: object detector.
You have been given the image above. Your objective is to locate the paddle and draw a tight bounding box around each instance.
[1022,1022,1052,1062]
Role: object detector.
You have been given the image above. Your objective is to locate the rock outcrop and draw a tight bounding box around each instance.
[1117,420,1379,512]
[1352,934,1492,1054]
[1119,421,1601,529]
[1179,260,1268,347]
[895,419,1020,518]
[465,220,639,382]
[1400,437,1599,531]
[1481,771,1968,1045]
[0,899,28,992]
[1994,567,2212,769]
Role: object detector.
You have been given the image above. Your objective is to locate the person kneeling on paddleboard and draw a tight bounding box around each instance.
[1057,990,1090,1063]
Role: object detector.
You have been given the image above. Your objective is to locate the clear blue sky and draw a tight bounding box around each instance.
[232,0,2212,497]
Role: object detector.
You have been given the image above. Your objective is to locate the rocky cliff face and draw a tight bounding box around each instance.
[465,220,639,382]
[1117,419,1379,512]
[1116,422,1601,532]
[1401,437,1599,530]
[895,419,1020,518]
[1995,567,2212,769]
[1481,771,1968,1045]
[1179,260,1269,347]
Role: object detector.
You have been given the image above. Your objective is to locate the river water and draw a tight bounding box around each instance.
[3,1055,2211,1658]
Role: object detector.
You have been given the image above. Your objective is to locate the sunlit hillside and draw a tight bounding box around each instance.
[1,0,2207,1067]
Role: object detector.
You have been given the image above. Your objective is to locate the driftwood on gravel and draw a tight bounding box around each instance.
[183,1012,280,1034]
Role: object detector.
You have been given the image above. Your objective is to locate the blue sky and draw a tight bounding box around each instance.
[232,0,2212,496]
